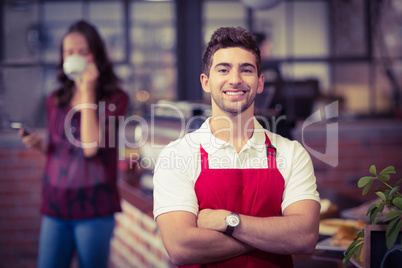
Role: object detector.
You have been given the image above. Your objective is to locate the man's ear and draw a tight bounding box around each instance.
[200,73,211,93]
[257,73,265,94]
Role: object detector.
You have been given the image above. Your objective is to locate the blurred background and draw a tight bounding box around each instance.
[1,0,401,127]
[0,0,401,267]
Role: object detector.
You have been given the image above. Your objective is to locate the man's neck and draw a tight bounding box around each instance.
[209,110,255,153]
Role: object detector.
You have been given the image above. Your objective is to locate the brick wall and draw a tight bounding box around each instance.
[109,200,173,268]
[293,119,402,201]
[0,133,44,268]
[0,131,172,268]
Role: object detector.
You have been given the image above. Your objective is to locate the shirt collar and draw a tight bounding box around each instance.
[247,118,266,152]
[197,117,267,155]
[197,118,226,155]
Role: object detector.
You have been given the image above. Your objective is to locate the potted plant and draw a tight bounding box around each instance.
[343,165,402,266]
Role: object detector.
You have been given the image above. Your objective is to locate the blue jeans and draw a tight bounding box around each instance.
[37,215,115,268]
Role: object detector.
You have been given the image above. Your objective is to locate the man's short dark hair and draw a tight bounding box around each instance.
[202,27,262,77]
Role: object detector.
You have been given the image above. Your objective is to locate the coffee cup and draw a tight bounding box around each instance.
[63,55,88,80]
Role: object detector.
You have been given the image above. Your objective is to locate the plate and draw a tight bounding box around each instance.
[350,256,363,268]
[315,237,346,252]
[319,218,361,236]
[343,252,364,268]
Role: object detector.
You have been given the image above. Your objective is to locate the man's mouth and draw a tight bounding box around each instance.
[224,91,246,96]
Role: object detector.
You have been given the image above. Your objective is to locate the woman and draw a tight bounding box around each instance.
[19,20,129,268]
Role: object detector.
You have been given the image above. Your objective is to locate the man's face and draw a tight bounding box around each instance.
[201,47,264,115]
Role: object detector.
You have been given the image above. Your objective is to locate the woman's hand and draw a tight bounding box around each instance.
[73,61,101,157]
[18,129,46,154]
[75,62,99,96]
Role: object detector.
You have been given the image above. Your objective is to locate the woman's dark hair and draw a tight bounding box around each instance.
[54,20,121,107]
[202,27,261,77]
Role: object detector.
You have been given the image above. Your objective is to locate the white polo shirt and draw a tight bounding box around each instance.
[153,117,320,220]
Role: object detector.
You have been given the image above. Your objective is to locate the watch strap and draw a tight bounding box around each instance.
[224,225,235,236]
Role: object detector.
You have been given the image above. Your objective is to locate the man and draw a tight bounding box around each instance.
[153,26,320,267]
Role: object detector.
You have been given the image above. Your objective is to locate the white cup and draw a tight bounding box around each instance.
[63,55,88,80]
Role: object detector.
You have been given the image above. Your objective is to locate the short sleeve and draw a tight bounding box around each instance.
[153,144,200,220]
[281,141,320,212]
[106,89,129,117]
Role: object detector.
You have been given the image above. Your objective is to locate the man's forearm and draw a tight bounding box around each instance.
[157,211,252,266]
[233,213,319,254]
[172,228,251,265]
[197,200,320,255]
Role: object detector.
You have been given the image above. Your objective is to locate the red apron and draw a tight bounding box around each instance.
[188,134,293,268]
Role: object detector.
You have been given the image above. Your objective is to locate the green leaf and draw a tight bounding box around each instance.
[369,165,377,175]
[370,209,379,224]
[349,235,364,249]
[343,249,355,266]
[358,176,374,188]
[378,202,385,213]
[370,203,384,224]
[380,166,396,175]
[367,203,378,215]
[343,238,363,266]
[378,173,391,182]
[356,230,364,238]
[386,219,402,249]
[353,243,363,262]
[362,180,374,195]
[376,191,386,201]
[393,197,402,209]
[389,186,400,196]
[384,210,402,222]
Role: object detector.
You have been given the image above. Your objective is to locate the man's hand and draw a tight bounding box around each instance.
[197,209,232,232]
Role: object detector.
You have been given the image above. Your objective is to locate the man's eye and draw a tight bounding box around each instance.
[218,69,228,73]
[242,69,252,73]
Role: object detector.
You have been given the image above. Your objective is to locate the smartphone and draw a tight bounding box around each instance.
[10,122,31,137]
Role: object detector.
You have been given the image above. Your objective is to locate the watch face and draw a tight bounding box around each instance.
[227,214,240,227]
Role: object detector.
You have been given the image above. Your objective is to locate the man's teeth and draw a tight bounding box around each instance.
[225,91,244,96]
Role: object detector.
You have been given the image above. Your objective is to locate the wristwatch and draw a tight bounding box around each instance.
[224,212,240,236]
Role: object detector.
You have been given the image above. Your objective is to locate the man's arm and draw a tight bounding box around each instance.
[156,211,253,266]
[197,199,320,255]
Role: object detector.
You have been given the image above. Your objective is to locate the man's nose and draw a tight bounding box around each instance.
[229,70,242,85]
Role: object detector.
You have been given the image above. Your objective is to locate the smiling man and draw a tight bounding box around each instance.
[153,27,320,268]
